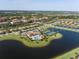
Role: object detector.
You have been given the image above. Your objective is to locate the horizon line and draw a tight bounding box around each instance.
[0,10,79,12]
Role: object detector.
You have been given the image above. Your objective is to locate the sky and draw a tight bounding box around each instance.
[0,0,79,11]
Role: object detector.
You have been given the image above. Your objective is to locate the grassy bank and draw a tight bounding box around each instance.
[0,33,62,47]
[53,47,79,59]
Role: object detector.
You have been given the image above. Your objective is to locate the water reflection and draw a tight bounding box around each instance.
[0,29,79,59]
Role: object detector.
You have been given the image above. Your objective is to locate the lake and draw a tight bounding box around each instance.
[0,28,79,59]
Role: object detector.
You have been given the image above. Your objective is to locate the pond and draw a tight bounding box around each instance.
[0,28,79,59]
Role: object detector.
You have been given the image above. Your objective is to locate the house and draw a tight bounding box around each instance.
[21,28,44,40]
[0,17,7,22]
[21,19,27,23]
[0,22,9,26]
[10,19,22,25]
[26,30,44,40]
[0,31,6,34]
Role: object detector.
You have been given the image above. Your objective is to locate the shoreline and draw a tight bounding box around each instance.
[53,26,79,33]
[0,32,62,47]
[53,47,79,59]
[41,24,79,33]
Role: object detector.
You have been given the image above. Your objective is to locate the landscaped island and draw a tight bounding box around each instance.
[0,32,62,47]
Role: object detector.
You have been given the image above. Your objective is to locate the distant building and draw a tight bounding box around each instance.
[10,19,22,25]
[0,17,7,22]
[0,22,9,25]
[21,19,27,23]
[0,31,6,34]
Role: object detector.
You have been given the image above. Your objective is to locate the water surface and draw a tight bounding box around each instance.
[0,28,79,59]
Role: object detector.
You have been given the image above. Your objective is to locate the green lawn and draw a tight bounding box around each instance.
[52,47,79,59]
[0,33,62,47]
